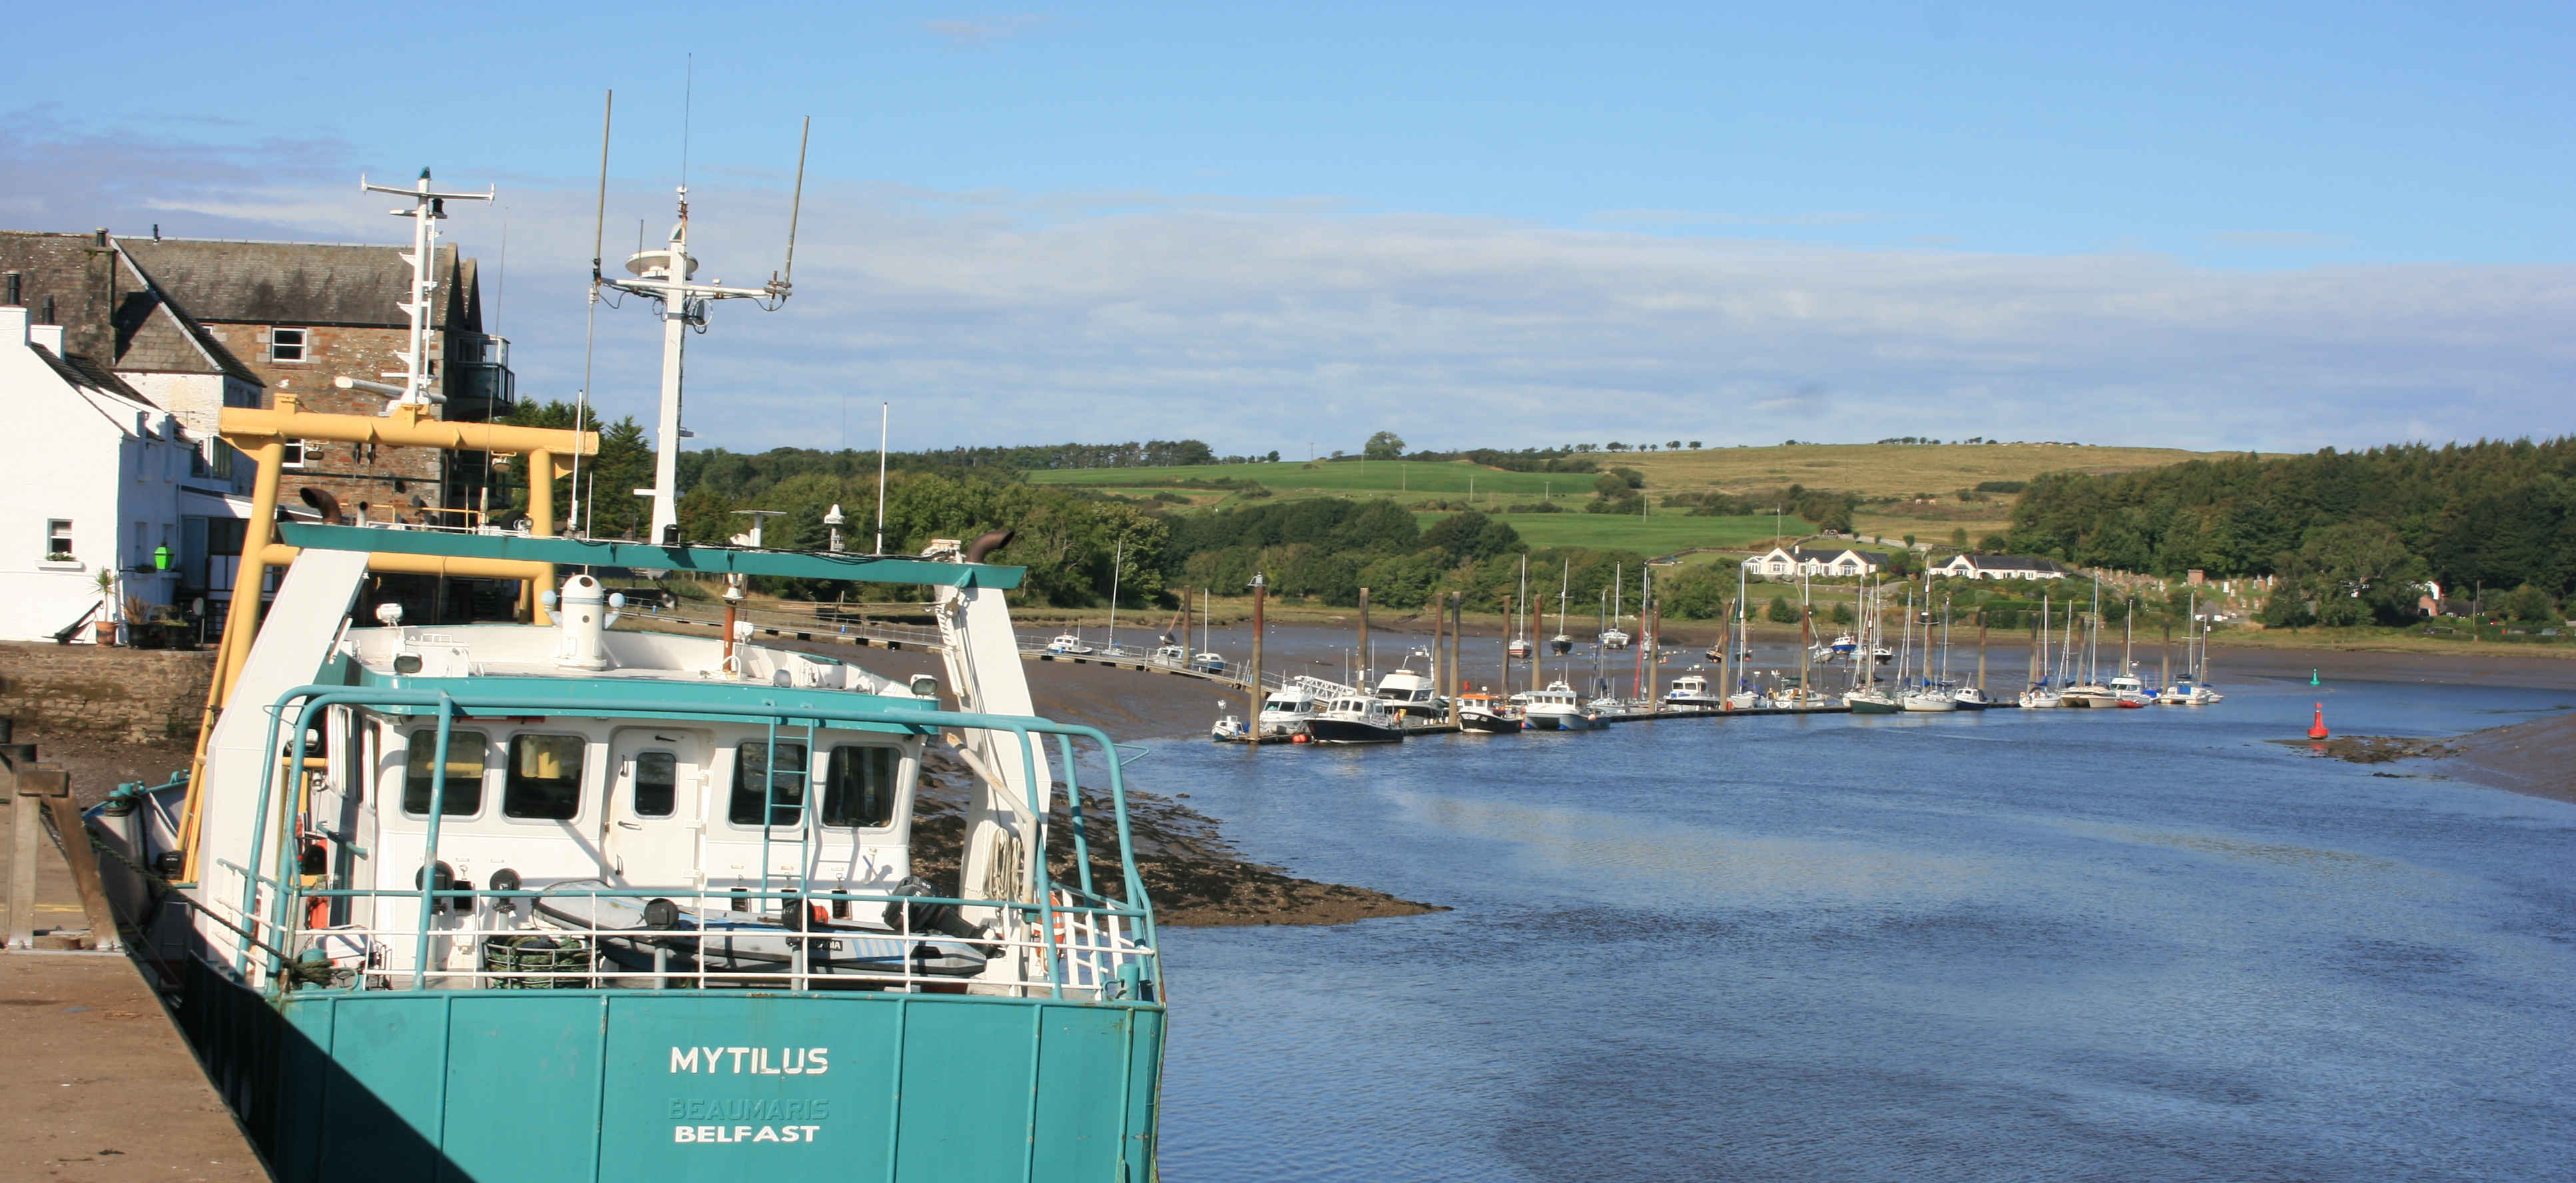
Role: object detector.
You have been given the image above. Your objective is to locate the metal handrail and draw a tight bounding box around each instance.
[242,684,1157,1001]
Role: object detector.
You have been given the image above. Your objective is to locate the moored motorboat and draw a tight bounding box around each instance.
[1306,694,1409,743]
[1044,632,1095,655]
[1373,663,1446,718]
[1457,691,1525,733]
[1663,673,1724,708]
[1518,681,1604,730]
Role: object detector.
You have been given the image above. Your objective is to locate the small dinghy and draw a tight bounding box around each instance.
[534,879,989,981]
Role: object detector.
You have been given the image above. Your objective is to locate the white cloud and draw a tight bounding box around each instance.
[10,109,2572,458]
[923,15,1046,47]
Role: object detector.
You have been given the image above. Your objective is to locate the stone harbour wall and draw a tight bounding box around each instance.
[0,641,215,744]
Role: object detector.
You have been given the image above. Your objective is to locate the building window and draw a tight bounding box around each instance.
[268,327,308,362]
[280,439,307,469]
[45,520,73,562]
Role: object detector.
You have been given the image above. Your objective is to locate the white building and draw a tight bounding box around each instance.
[1742,546,1888,578]
[0,303,204,640]
[1928,553,2071,580]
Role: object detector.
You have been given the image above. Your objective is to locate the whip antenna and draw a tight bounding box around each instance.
[572,89,613,534]
[773,115,808,297]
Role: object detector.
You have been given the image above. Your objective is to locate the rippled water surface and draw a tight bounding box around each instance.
[1136,667,2576,1182]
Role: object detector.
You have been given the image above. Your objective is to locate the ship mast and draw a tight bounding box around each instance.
[600,116,808,545]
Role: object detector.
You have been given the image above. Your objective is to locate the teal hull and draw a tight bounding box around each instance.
[176,959,1163,1182]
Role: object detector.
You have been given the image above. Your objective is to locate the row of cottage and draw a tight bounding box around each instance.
[1740,546,2072,581]
[0,228,513,642]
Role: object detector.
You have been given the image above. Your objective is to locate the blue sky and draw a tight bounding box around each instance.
[6,2,2571,454]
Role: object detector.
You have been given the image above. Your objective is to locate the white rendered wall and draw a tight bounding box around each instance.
[0,308,188,640]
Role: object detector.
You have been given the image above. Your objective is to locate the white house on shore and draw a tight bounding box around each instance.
[0,302,206,640]
[1929,553,2072,580]
[1742,546,1889,578]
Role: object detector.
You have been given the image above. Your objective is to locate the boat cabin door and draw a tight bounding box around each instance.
[605,727,713,890]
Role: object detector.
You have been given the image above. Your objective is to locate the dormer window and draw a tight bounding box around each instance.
[268,327,308,362]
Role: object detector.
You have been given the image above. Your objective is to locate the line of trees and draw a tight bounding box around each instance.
[2005,438,2576,625]
[498,403,1168,607]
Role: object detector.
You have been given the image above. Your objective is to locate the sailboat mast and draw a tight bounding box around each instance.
[1107,538,1122,653]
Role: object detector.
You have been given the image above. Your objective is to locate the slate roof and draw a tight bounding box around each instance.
[121,238,470,330]
[0,231,120,362]
[33,341,152,404]
[0,230,262,384]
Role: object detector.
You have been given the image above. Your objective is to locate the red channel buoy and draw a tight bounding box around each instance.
[2307,703,2330,740]
[1291,733,1311,744]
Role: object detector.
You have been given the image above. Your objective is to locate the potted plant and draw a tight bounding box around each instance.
[93,570,119,645]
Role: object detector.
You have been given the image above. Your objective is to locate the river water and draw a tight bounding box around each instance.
[1137,661,2576,1181]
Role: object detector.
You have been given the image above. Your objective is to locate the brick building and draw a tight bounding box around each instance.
[118,236,516,518]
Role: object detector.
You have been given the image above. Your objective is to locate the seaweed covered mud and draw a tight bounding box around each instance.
[910,749,1445,927]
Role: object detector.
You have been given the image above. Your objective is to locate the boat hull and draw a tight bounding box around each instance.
[168,955,1164,1183]
[1306,717,1407,743]
[1458,711,1524,734]
[1524,711,1603,731]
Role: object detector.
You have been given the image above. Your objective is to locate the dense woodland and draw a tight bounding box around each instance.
[2006,439,2576,625]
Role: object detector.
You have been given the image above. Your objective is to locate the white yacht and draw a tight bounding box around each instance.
[2106,674,2154,708]
[1664,674,1723,708]
[1373,663,1445,718]
[1259,681,1334,735]
[1044,632,1094,655]
[1900,685,1958,712]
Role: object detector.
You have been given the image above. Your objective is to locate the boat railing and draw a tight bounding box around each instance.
[222,684,1159,1004]
[270,880,1155,1002]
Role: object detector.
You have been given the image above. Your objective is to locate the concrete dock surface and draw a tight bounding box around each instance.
[3,787,268,1182]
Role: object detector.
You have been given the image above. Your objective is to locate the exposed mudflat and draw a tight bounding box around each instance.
[2274,712,2576,805]
[910,749,1445,927]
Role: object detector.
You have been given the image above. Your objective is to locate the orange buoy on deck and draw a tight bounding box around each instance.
[2307,703,2330,740]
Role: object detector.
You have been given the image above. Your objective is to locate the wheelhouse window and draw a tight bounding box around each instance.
[503,734,587,821]
[45,520,72,561]
[631,751,677,818]
[268,327,308,362]
[403,729,487,816]
[729,741,808,827]
[822,745,899,829]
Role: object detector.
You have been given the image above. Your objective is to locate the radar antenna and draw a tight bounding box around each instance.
[599,112,814,545]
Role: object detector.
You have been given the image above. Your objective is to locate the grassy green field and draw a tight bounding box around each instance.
[1024,444,2254,551]
[1415,512,1791,553]
[1027,458,1572,499]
